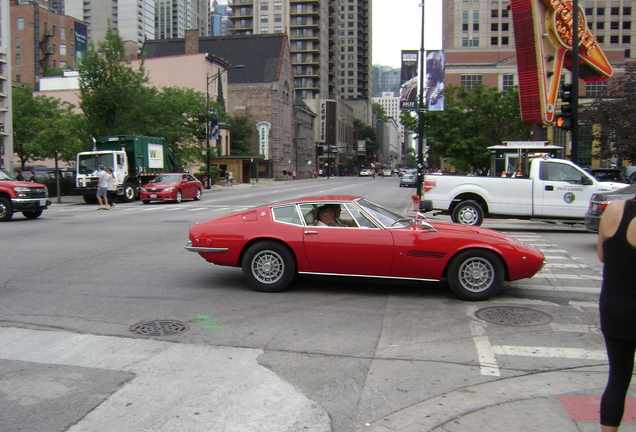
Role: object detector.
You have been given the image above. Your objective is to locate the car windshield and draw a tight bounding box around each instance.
[152,174,181,183]
[356,198,412,228]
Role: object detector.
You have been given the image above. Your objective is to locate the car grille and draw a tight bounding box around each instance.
[25,187,48,198]
[146,188,162,192]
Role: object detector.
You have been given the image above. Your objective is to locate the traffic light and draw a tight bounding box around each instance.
[555,114,572,130]
[556,83,573,130]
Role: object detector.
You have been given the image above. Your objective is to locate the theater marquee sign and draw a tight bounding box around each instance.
[510,0,613,125]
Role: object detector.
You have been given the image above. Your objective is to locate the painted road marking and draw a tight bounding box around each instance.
[491,345,606,360]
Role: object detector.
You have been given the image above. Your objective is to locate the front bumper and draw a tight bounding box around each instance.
[12,198,51,211]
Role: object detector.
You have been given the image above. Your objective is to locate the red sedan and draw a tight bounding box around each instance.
[140,173,202,204]
[185,196,545,301]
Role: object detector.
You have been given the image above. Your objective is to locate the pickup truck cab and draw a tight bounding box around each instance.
[421,157,625,226]
[0,170,51,221]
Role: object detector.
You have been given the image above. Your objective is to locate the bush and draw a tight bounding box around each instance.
[195,166,221,185]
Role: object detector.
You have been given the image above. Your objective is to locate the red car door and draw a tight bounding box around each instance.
[182,175,195,198]
[302,226,394,276]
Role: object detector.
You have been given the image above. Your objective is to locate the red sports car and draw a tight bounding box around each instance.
[185,196,545,301]
[140,173,203,204]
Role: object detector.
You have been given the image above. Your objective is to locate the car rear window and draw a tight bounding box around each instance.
[272,205,303,225]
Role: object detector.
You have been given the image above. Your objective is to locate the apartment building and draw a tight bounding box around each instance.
[155,0,210,39]
[65,0,155,48]
[9,0,87,89]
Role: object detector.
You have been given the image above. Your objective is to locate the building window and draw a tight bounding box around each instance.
[502,36,509,45]
[611,21,619,30]
[502,74,514,90]
[491,9,498,18]
[60,44,67,56]
[611,35,619,43]
[461,75,482,89]
[462,37,479,47]
[491,36,498,45]
[17,17,24,31]
[626,49,631,58]
[16,75,21,82]
[274,14,282,22]
[597,35,605,43]
[491,22,498,31]
[60,61,67,69]
[261,15,268,23]
[473,10,479,31]
[623,35,631,44]
[611,7,620,15]
[624,21,631,30]
[586,82,607,97]
[14,37,20,50]
[261,27,269,33]
[15,53,20,67]
[502,22,509,31]
[625,7,632,15]
[585,7,593,15]
[274,26,282,33]
[502,8,509,18]
[462,10,468,32]
[261,2,268,11]
[597,7,605,15]
[597,22,605,30]
[274,1,281,10]
[61,27,66,39]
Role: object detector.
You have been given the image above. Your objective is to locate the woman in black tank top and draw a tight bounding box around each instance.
[598,199,636,431]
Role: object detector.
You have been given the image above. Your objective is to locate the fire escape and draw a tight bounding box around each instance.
[39,26,53,75]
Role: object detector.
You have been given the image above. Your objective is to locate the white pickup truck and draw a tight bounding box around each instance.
[421,157,626,226]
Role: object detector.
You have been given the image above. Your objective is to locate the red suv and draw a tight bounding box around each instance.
[0,170,51,221]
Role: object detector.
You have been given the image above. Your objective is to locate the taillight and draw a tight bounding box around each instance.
[598,203,608,212]
[424,179,436,193]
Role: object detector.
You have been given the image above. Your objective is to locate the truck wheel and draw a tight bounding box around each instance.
[0,197,13,222]
[451,200,484,226]
[242,241,296,293]
[447,250,504,301]
[122,182,136,202]
[83,195,98,204]
[22,210,43,219]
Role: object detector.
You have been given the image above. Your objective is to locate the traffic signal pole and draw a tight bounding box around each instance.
[570,0,579,165]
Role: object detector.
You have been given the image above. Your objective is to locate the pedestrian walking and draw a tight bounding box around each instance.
[105,167,116,209]
[96,165,108,210]
[597,198,636,432]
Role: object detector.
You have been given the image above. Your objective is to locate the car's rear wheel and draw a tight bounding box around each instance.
[0,197,13,222]
[242,241,296,293]
[22,210,43,219]
[194,189,202,201]
[451,200,484,226]
[447,250,504,301]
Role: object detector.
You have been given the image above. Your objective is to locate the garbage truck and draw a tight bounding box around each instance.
[76,135,181,203]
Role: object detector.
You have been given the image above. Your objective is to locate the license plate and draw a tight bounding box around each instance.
[40,199,47,206]
[150,194,157,198]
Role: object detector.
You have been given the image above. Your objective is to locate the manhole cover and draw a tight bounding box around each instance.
[129,320,189,336]
[475,306,552,327]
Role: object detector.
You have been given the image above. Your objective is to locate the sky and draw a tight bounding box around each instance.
[371,0,444,68]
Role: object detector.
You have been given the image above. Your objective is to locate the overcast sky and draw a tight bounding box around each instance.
[372,0,443,68]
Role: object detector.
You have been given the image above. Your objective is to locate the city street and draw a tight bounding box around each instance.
[0,176,625,432]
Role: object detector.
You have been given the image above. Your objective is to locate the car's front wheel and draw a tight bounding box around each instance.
[242,241,296,292]
[447,250,504,301]
[175,190,182,203]
[0,197,13,222]
[22,210,43,219]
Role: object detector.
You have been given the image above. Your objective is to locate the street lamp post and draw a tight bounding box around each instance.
[205,64,245,189]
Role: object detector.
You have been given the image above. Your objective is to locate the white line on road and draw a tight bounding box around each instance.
[491,345,606,360]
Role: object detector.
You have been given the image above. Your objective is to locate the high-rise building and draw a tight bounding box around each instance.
[372,65,401,97]
[155,0,210,39]
[211,1,230,36]
[227,0,340,102]
[65,0,155,48]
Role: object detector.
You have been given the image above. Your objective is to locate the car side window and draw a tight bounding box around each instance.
[547,162,584,183]
[272,205,303,225]
[344,204,378,228]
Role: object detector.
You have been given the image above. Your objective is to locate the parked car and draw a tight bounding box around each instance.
[185,196,545,301]
[381,169,392,177]
[399,173,418,187]
[584,168,629,184]
[359,169,373,177]
[585,183,636,232]
[140,173,203,204]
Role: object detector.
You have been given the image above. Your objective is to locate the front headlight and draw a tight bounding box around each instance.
[14,186,30,198]
[140,187,147,192]
[164,187,175,192]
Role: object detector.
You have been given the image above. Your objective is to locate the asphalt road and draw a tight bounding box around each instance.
[0,176,608,432]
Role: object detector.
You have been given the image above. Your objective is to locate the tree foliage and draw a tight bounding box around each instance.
[355,119,379,166]
[580,65,636,163]
[401,84,530,173]
[78,25,151,138]
[229,115,255,155]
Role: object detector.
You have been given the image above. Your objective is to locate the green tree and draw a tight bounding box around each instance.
[372,102,388,121]
[580,64,636,163]
[30,97,87,202]
[400,84,529,173]
[228,115,255,155]
[355,119,379,166]
[12,87,41,169]
[78,25,151,137]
